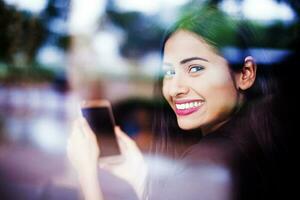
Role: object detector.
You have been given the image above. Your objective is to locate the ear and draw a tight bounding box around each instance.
[236,56,257,90]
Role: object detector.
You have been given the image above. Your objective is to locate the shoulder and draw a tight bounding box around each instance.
[151,135,240,200]
[156,134,243,200]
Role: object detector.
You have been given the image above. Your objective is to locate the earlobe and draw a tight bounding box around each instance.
[238,56,257,90]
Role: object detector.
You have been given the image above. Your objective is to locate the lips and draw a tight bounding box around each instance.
[174,99,204,116]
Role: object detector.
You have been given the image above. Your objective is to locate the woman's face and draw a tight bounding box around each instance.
[162,30,242,134]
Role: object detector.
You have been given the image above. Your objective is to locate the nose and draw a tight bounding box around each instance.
[168,75,189,98]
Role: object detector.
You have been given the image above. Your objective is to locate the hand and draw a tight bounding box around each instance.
[67,117,100,175]
[67,118,147,198]
[101,126,148,199]
[67,117,104,200]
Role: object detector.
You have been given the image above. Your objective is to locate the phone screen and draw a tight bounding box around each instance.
[81,107,121,157]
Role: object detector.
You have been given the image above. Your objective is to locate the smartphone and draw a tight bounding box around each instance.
[81,99,123,163]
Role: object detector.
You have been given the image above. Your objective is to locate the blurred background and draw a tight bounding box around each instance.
[0,0,298,199]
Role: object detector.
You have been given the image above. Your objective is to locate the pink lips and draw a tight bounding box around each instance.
[174,99,204,116]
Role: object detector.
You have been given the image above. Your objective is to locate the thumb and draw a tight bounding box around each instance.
[114,126,137,148]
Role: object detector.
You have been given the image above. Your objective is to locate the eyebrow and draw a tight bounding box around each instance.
[163,56,208,67]
[180,57,208,64]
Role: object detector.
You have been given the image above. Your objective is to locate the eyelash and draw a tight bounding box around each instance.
[188,65,205,73]
[163,69,175,78]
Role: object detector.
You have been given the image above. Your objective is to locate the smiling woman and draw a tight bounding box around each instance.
[149,5,286,200]
[67,5,287,200]
[152,4,279,153]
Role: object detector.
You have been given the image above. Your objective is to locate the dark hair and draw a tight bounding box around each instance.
[146,6,289,200]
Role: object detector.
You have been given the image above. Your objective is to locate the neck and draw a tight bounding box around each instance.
[201,118,231,136]
[201,97,245,136]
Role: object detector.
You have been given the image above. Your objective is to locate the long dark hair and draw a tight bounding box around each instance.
[145,5,289,200]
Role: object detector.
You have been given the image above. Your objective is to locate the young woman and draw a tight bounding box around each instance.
[67,6,285,200]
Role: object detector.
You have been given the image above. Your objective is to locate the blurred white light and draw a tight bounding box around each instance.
[4,0,47,13]
[92,31,129,75]
[49,18,68,34]
[221,0,295,22]
[139,52,161,77]
[115,0,159,14]
[220,0,241,17]
[115,0,189,14]
[69,0,106,34]
[242,0,295,21]
[30,117,67,154]
[37,45,65,69]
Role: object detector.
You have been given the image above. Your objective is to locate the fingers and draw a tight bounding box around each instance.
[66,128,80,165]
[79,117,97,141]
[66,137,72,158]
[68,117,98,153]
[115,126,135,145]
[114,126,140,154]
[68,119,84,155]
[67,117,100,169]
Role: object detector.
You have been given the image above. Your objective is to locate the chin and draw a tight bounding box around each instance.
[177,119,201,130]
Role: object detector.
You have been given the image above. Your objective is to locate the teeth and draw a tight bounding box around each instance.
[175,101,203,110]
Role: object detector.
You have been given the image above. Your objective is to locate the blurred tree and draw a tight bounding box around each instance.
[0,0,70,83]
[104,0,299,59]
[40,0,70,49]
[276,0,300,50]
[0,2,45,64]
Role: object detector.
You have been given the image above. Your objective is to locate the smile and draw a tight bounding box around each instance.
[174,100,204,116]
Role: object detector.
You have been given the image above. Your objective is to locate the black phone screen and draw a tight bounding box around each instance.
[81,107,121,157]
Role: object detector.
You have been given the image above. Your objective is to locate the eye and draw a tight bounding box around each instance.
[189,65,204,73]
[163,69,175,78]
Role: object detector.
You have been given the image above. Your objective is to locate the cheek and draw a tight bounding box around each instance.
[162,82,169,101]
[200,69,238,113]
[208,65,236,92]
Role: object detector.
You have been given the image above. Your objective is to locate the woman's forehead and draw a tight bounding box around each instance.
[163,30,219,62]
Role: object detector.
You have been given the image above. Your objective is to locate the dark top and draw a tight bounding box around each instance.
[147,104,284,200]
